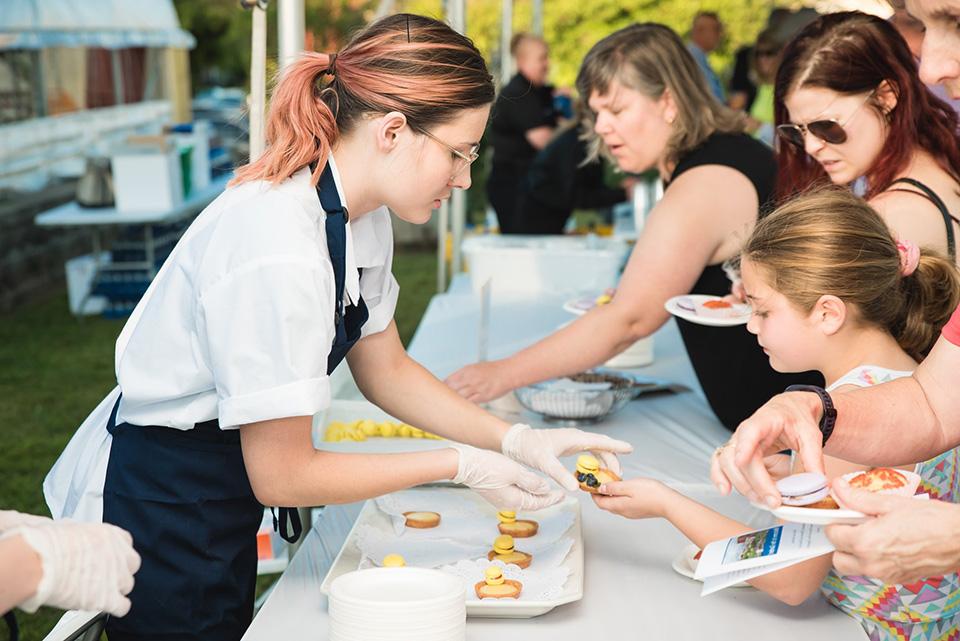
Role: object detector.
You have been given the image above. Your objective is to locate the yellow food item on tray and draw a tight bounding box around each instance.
[324,419,444,442]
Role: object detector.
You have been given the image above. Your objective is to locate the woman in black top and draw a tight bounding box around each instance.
[774,12,960,264]
[447,23,820,430]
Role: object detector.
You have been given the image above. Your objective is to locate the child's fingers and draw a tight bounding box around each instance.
[596,481,629,496]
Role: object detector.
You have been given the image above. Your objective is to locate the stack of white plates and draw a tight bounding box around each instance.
[329,567,466,641]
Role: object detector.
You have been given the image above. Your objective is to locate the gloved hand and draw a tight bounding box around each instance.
[501,424,634,492]
[13,520,141,616]
[448,444,565,511]
[0,510,52,534]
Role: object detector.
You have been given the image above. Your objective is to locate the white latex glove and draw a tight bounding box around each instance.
[13,520,141,616]
[448,444,565,511]
[0,510,52,534]
[501,423,634,492]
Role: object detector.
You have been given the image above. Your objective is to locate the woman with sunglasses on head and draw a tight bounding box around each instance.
[775,11,960,263]
[447,23,821,430]
[41,15,631,641]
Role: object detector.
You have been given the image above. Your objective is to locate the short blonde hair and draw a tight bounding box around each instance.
[576,23,745,167]
[742,187,960,360]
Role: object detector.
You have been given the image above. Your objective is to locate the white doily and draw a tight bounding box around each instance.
[355,523,487,568]
[374,490,575,545]
[439,559,570,602]
[375,489,487,536]
[472,537,574,570]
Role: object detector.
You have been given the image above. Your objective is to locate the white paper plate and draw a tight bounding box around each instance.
[754,503,868,526]
[320,489,584,618]
[664,295,752,327]
[671,543,750,588]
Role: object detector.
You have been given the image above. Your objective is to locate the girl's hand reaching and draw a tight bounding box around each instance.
[591,478,672,519]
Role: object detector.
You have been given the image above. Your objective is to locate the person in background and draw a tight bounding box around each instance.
[519,106,629,234]
[688,12,726,103]
[774,11,960,265]
[728,44,757,112]
[888,0,960,116]
[746,29,783,146]
[487,33,560,234]
[0,510,140,616]
[448,23,821,430]
[599,189,960,638]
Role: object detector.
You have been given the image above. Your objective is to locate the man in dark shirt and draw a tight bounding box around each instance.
[487,33,559,234]
[522,125,627,234]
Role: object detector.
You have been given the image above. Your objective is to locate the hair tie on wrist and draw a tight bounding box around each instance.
[896,239,920,277]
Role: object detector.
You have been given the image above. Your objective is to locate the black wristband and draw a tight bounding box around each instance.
[785,385,837,446]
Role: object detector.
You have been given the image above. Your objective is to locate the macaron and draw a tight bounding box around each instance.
[382,554,406,567]
[776,472,830,506]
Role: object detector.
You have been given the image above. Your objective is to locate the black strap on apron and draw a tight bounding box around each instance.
[3,611,18,641]
[270,161,371,544]
[887,177,958,260]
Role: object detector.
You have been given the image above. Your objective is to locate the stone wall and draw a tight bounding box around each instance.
[0,181,90,313]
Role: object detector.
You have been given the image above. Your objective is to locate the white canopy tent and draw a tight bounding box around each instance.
[0,0,195,50]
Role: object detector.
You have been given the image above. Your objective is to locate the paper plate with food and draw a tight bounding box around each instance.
[758,468,922,526]
[664,294,751,327]
[670,543,750,588]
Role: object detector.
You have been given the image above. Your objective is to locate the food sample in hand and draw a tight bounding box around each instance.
[776,472,830,506]
[382,554,406,567]
[487,534,532,569]
[475,565,523,599]
[573,454,620,493]
[496,510,539,538]
[403,511,441,529]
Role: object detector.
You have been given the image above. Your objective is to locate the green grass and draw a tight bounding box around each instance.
[0,247,437,640]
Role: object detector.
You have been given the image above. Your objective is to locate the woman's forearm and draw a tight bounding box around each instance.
[355,351,510,451]
[241,416,460,506]
[497,302,665,391]
[0,535,43,613]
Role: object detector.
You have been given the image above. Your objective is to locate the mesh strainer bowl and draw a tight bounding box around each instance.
[514,370,636,425]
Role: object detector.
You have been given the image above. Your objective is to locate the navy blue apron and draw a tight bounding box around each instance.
[101,162,369,641]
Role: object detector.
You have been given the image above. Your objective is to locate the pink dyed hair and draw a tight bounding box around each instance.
[232,14,494,187]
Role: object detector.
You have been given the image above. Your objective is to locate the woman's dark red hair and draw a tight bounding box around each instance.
[774,11,960,201]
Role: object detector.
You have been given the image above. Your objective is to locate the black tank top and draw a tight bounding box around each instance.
[668,133,823,430]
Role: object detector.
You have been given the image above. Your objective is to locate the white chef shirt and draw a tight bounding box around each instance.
[113,158,398,430]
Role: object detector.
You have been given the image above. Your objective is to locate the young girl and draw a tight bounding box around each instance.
[775,11,960,264]
[594,188,960,640]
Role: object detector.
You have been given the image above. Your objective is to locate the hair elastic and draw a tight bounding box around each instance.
[896,239,920,277]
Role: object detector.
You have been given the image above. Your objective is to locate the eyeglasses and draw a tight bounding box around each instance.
[415,126,480,179]
[776,90,876,149]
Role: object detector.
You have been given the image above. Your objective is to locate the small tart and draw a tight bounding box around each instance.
[487,550,533,569]
[498,519,539,538]
[475,579,523,599]
[574,467,621,494]
[403,511,441,529]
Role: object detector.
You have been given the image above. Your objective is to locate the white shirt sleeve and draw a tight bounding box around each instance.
[354,207,400,337]
[196,257,336,429]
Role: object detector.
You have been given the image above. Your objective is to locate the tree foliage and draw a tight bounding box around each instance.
[175,0,779,92]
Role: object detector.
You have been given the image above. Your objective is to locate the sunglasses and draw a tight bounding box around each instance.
[776,90,876,149]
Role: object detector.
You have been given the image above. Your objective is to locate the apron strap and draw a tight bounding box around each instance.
[317,163,349,323]
[271,507,303,544]
[4,611,19,641]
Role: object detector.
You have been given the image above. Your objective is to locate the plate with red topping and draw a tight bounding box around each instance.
[671,544,750,588]
[664,294,752,327]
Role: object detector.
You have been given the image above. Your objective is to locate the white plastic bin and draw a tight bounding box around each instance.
[111,140,183,213]
[462,235,629,296]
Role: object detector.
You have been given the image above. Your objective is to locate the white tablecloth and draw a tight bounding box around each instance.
[244,275,865,641]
